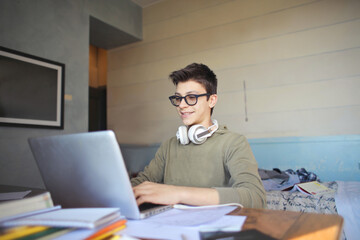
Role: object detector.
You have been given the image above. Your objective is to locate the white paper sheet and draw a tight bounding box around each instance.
[143,206,237,226]
[121,206,246,240]
[123,221,200,240]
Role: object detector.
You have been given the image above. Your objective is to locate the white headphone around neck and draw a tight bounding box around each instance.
[176,119,219,145]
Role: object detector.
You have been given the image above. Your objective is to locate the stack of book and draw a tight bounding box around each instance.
[0,191,54,222]
[0,211,126,240]
[0,226,74,240]
[0,188,126,239]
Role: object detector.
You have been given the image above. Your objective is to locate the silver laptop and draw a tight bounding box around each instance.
[28,130,172,220]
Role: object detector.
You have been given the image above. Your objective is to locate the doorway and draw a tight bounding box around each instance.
[89,45,107,131]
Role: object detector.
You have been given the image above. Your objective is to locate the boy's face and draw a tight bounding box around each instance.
[174,80,217,128]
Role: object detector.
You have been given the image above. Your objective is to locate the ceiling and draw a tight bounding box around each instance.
[131,0,163,8]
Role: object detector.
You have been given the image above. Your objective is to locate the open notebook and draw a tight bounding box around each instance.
[29,130,171,219]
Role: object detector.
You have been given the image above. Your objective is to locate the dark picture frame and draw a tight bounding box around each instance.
[0,46,65,129]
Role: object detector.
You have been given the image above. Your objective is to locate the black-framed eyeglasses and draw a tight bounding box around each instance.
[168,93,210,107]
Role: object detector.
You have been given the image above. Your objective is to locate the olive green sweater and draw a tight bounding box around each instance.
[131,125,266,208]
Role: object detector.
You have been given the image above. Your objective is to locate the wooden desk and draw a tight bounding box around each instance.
[229,207,343,240]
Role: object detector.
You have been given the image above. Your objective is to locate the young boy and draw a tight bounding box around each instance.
[131,63,266,208]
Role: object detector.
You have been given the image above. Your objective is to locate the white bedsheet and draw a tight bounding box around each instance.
[335,181,360,240]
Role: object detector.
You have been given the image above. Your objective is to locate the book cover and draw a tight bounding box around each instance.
[294,181,335,195]
[2,208,122,229]
[0,225,74,240]
[0,192,54,221]
[0,226,49,240]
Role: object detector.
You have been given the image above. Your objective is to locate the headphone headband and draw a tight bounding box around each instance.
[196,119,218,139]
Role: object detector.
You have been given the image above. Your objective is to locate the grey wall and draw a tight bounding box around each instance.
[0,0,142,188]
[88,0,142,39]
[88,0,142,49]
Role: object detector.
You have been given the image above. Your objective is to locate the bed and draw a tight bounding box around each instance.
[264,180,360,240]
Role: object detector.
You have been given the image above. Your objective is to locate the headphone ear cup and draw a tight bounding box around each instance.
[177,126,189,145]
[188,125,207,144]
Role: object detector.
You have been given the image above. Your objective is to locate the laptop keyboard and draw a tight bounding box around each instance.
[139,202,166,211]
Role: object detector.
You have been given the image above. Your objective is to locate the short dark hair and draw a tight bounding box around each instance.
[169,63,217,95]
[169,63,217,115]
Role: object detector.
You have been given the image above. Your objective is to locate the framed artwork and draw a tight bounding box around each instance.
[0,46,65,129]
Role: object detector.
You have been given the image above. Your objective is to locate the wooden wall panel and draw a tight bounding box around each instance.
[218,106,360,137]
[217,48,360,92]
[108,80,173,107]
[143,0,315,42]
[249,77,360,112]
[143,0,233,26]
[109,0,360,68]
[109,19,360,87]
[108,0,360,144]
[108,101,174,123]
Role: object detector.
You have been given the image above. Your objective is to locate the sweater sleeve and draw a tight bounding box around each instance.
[130,140,168,186]
[214,135,266,208]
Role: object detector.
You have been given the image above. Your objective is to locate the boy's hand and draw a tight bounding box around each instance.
[132,181,219,206]
[133,181,181,206]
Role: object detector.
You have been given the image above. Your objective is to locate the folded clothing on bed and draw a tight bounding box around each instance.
[259,168,318,191]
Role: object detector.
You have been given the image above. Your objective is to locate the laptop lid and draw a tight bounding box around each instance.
[28,130,169,220]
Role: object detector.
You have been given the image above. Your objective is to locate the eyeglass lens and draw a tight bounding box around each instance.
[175,95,197,106]
[169,94,208,106]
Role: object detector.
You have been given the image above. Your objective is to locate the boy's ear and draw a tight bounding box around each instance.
[209,94,218,108]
